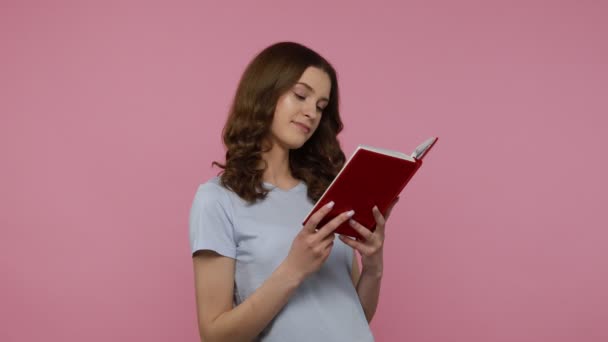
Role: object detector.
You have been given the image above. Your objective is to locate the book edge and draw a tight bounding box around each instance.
[358,144,414,161]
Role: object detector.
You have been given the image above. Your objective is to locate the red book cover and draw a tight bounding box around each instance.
[302,137,438,240]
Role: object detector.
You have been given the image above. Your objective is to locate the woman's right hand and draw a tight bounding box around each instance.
[282,201,355,282]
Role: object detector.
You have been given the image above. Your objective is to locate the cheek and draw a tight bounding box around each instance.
[274,97,295,119]
[271,102,294,132]
[285,97,300,114]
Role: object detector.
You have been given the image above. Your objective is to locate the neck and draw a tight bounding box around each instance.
[261,143,295,185]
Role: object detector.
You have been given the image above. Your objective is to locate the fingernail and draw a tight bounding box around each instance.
[373,205,378,211]
[346,210,355,217]
[326,201,335,208]
[349,219,355,226]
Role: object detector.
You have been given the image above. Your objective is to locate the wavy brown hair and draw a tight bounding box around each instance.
[212,41,346,204]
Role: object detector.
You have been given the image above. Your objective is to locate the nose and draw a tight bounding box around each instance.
[303,100,319,120]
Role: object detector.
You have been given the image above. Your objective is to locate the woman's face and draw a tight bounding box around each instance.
[268,66,331,150]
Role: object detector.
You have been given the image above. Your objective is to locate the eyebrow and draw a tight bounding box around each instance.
[296,82,329,102]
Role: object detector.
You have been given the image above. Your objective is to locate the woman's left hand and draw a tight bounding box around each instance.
[338,197,400,272]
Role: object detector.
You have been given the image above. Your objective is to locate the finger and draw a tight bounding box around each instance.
[315,209,355,240]
[339,234,368,254]
[348,219,374,241]
[372,206,386,232]
[320,233,336,249]
[303,201,335,232]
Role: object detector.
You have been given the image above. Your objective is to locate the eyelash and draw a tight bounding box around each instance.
[294,92,325,112]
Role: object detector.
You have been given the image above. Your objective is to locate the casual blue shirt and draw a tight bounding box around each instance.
[189,176,375,341]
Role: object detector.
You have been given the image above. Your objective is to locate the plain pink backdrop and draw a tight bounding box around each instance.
[1,1,607,341]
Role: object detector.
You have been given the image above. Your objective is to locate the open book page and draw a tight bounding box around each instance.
[359,135,438,161]
[358,145,415,161]
[411,137,438,160]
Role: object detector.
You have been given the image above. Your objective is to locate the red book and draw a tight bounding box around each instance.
[302,137,438,239]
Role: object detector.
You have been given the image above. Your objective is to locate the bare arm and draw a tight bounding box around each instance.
[193,250,303,342]
[193,251,302,342]
[345,201,399,324]
[351,250,383,323]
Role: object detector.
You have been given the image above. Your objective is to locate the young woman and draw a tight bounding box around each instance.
[189,41,399,341]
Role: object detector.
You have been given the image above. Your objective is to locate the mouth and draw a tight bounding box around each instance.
[292,122,311,134]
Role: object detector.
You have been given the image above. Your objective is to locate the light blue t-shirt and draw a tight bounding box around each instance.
[189,176,375,341]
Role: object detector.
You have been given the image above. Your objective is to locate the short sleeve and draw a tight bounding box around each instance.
[189,181,237,259]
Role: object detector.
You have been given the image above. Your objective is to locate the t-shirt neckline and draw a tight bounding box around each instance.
[263,180,305,193]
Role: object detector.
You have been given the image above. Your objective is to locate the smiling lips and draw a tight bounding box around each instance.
[292,122,311,134]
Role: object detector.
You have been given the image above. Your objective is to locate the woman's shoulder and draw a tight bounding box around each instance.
[195,176,230,199]
[189,177,239,225]
[193,175,243,209]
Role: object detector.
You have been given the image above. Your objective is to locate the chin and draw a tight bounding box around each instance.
[287,142,306,150]
[285,138,308,150]
[275,130,313,150]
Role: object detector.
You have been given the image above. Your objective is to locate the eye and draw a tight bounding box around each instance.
[293,90,326,113]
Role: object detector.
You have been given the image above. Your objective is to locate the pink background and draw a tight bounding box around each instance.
[2,1,607,341]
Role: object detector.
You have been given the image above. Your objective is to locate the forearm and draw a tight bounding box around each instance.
[356,263,383,323]
[204,263,302,342]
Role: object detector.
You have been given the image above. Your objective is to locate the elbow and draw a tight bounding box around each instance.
[198,327,209,342]
[198,318,229,342]
[199,327,226,342]
[199,330,220,342]
[363,308,375,324]
[198,320,215,342]
[198,332,231,342]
